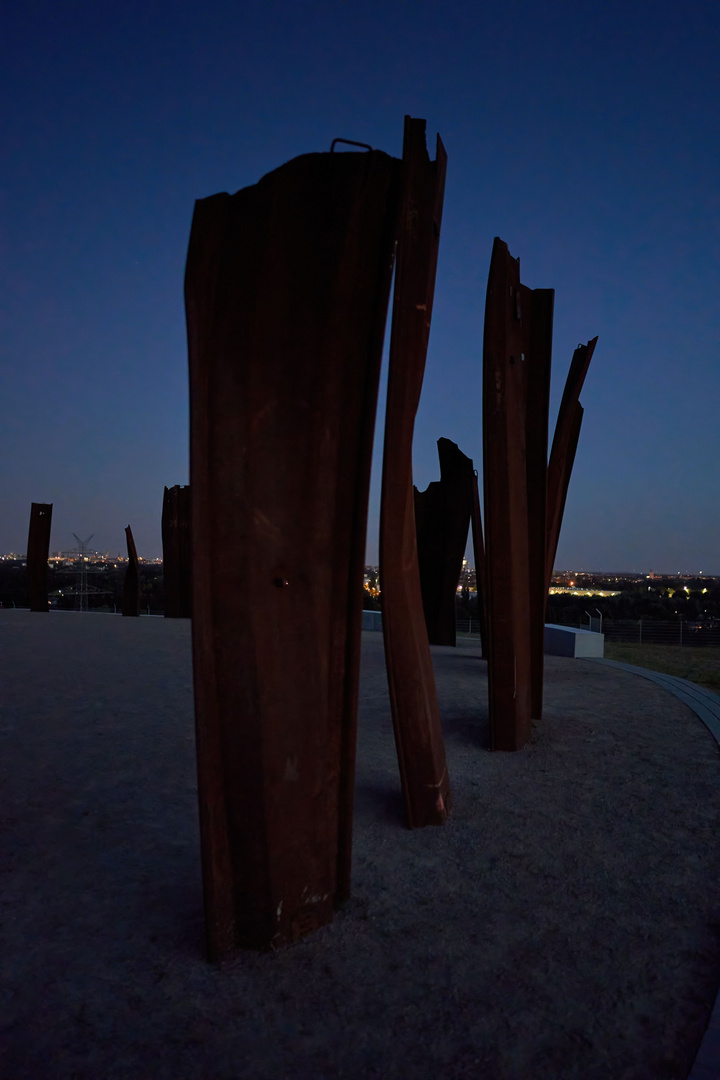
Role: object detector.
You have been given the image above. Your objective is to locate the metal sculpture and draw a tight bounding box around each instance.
[186,134,403,957]
[481,237,595,749]
[482,239,553,750]
[27,502,52,612]
[379,117,450,828]
[546,338,598,598]
[414,438,474,647]
[162,485,191,618]
[121,525,141,617]
[470,470,488,658]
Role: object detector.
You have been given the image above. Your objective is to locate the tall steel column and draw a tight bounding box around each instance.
[482,239,553,751]
[186,137,402,957]
[481,238,595,749]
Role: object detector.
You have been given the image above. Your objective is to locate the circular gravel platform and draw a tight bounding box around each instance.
[1,611,720,1079]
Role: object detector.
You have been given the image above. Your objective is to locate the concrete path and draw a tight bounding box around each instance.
[591,658,720,1080]
[2,612,720,1079]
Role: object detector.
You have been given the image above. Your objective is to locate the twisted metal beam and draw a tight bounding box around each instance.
[379,116,450,828]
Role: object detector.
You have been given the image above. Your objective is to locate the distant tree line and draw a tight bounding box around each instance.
[363,573,720,627]
[4,558,718,626]
[546,577,720,626]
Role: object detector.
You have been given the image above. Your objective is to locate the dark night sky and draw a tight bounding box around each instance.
[2,0,718,569]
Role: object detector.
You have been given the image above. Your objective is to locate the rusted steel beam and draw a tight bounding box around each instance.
[525,290,554,721]
[482,239,554,750]
[186,142,402,957]
[482,240,595,746]
[470,470,488,658]
[162,485,192,618]
[379,116,450,828]
[545,337,597,593]
[482,241,531,750]
[121,525,141,617]
[414,438,474,647]
[27,502,52,612]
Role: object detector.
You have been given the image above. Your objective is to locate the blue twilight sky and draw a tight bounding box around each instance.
[1,0,718,570]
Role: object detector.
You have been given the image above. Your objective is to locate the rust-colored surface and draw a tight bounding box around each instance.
[470,470,488,658]
[414,438,474,647]
[379,116,450,828]
[482,241,531,750]
[482,239,595,747]
[27,502,52,612]
[482,240,554,750]
[186,144,402,957]
[121,525,141,617]
[162,485,192,618]
[546,338,597,594]
[525,289,554,721]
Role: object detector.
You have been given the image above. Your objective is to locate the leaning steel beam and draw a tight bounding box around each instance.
[27,502,52,612]
[545,337,598,595]
[121,525,141,617]
[186,143,401,957]
[379,116,450,828]
[162,485,192,618]
[482,239,553,750]
[414,437,474,647]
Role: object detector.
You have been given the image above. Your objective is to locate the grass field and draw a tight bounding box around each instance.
[455,634,720,693]
[604,642,720,694]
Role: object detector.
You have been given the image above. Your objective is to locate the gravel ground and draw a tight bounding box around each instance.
[2,611,720,1079]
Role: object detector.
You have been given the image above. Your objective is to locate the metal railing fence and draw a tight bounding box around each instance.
[456,615,720,648]
[602,619,720,646]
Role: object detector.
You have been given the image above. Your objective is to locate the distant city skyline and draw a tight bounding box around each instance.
[1,548,717,581]
[2,2,718,571]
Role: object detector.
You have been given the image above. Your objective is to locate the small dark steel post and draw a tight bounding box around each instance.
[545,338,598,597]
[414,438,475,647]
[162,485,192,618]
[121,525,141,617]
[27,502,52,612]
[186,140,402,958]
[379,116,450,828]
